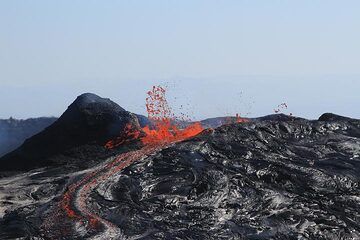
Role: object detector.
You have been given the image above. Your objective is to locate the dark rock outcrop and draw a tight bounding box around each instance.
[318,113,356,122]
[0,93,140,171]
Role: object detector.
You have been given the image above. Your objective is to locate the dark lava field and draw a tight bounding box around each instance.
[0,93,359,240]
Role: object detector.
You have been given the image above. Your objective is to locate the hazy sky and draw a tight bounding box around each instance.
[0,1,359,119]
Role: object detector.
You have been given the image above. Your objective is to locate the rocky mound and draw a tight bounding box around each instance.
[0,93,140,171]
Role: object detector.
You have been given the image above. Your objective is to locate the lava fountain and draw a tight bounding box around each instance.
[42,85,248,238]
[106,85,204,148]
[141,85,203,145]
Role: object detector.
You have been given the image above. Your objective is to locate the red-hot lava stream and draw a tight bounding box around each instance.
[41,86,206,239]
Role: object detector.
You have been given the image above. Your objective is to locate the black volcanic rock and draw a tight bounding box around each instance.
[253,113,302,121]
[0,117,56,157]
[92,114,360,239]
[318,113,356,122]
[199,116,234,128]
[1,113,360,240]
[0,93,140,171]
[194,114,295,129]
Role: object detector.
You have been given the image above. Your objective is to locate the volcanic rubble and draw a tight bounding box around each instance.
[0,94,359,239]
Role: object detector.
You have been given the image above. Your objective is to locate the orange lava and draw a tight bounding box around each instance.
[224,113,249,125]
[44,85,248,237]
[141,120,203,145]
[141,85,204,145]
[106,85,204,148]
[60,170,99,220]
[235,113,249,123]
[62,191,78,219]
[104,123,141,149]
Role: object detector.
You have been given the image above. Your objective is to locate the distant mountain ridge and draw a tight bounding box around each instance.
[0,113,298,159]
[1,92,357,173]
[0,117,57,157]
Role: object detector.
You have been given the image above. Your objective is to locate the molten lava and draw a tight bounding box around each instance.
[235,113,249,123]
[141,120,203,145]
[104,123,141,149]
[106,85,204,148]
[46,86,249,238]
[141,85,203,145]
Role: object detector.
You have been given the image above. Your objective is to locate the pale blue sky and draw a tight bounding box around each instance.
[0,1,359,119]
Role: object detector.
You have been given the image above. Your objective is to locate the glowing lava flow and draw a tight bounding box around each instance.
[41,86,253,239]
[42,86,205,239]
[42,145,164,239]
[235,113,249,123]
[75,145,164,239]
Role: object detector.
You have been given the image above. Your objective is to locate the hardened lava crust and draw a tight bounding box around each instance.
[0,94,359,240]
[95,114,360,239]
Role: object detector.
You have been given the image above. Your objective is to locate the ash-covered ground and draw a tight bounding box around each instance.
[0,93,359,240]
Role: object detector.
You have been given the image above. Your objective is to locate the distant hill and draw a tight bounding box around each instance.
[0,117,57,157]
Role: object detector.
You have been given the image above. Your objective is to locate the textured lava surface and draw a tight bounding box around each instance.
[93,114,360,239]
[0,113,360,239]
